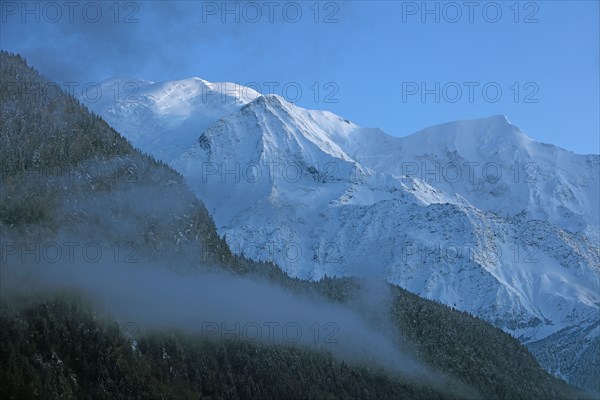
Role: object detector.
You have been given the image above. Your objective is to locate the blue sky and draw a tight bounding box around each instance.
[1,0,598,154]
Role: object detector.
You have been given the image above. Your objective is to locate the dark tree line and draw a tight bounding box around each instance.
[0,294,464,400]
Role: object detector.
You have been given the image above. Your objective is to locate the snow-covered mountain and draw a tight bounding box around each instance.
[84,78,600,391]
[92,77,259,162]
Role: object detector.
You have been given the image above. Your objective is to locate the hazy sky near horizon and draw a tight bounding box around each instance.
[1,0,598,154]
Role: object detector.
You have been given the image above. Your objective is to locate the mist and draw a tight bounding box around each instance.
[0,248,480,398]
[3,256,412,369]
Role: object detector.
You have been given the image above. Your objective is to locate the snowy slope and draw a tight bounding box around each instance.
[85,78,600,391]
[91,77,260,163]
[378,116,599,240]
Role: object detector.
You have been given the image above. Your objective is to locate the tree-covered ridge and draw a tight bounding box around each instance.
[0,290,589,400]
[0,294,464,400]
[0,51,133,173]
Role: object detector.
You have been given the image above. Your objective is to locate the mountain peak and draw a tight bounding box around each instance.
[401,114,530,152]
[421,114,515,134]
